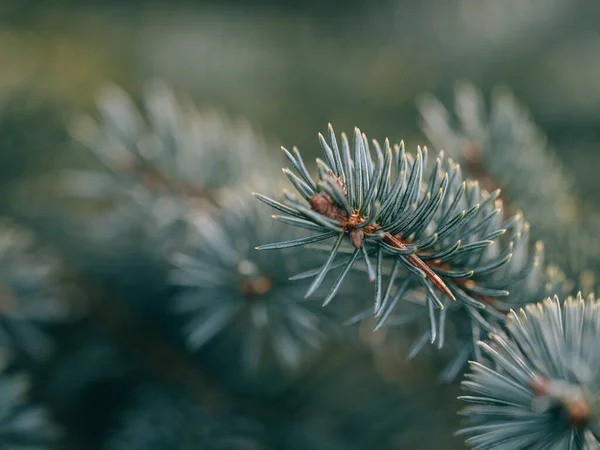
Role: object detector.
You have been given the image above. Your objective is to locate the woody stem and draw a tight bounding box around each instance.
[383,232,456,302]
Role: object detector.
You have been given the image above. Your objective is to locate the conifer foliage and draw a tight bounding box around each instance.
[255,125,543,376]
[169,188,347,372]
[458,294,600,448]
[1,79,599,450]
[64,82,272,250]
[418,82,600,291]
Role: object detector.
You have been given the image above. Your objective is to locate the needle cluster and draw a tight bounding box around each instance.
[458,294,600,449]
[169,189,347,372]
[255,125,542,357]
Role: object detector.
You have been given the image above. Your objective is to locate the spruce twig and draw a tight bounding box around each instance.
[255,125,541,354]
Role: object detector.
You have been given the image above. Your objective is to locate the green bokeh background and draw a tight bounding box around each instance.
[3,0,600,193]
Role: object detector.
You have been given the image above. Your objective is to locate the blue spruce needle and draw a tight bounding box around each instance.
[458,293,600,449]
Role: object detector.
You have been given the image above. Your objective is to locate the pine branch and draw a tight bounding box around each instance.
[69,81,270,195]
[169,187,352,373]
[255,125,541,357]
[418,82,600,292]
[418,82,577,230]
[368,222,546,382]
[458,294,600,449]
[62,82,275,253]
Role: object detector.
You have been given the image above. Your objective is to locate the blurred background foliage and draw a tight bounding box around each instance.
[3,0,600,181]
[0,1,599,448]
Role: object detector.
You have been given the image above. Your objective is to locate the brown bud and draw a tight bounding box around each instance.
[568,398,590,427]
[309,192,348,223]
[349,229,365,249]
[241,276,272,298]
[309,192,334,216]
